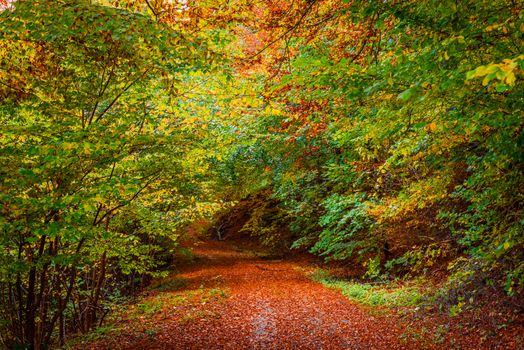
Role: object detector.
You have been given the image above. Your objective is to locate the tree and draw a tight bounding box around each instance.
[0,0,220,347]
[217,0,523,299]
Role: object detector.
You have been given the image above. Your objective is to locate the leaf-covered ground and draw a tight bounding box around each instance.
[72,239,520,350]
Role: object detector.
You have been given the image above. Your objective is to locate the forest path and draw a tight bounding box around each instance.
[79,239,415,350]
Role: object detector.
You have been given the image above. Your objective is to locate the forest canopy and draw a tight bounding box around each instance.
[0,0,522,348]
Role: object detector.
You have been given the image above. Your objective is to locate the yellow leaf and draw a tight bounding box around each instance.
[472,65,489,78]
[505,72,516,86]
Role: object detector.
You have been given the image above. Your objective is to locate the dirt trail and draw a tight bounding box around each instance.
[80,240,415,350]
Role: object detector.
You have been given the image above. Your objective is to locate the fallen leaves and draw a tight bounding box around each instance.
[72,239,522,350]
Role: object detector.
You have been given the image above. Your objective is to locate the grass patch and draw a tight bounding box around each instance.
[129,292,193,318]
[61,325,121,348]
[63,283,230,348]
[94,325,116,335]
[128,286,229,318]
[207,287,228,299]
[135,299,164,315]
[151,277,189,292]
[308,268,426,308]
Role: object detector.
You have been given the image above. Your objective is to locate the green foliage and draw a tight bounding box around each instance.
[311,194,378,262]
[136,300,163,315]
[217,0,523,303]
[364,256,382,280]
[385,244,450,275]
[310,269,426,307]
[0,0,228,347]
[449,298,465,317]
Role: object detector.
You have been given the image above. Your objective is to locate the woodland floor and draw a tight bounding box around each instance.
[71,238,522,350]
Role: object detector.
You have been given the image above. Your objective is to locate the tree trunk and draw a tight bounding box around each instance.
[88,251,107,331]
[25,235,46,349]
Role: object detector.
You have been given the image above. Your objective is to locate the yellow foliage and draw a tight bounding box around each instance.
[468,55,523,87]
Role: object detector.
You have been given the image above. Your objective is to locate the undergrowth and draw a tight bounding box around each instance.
[307,268,428,308]
[63,277,229,349]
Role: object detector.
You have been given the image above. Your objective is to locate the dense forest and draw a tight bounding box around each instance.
[0,0,522,349]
